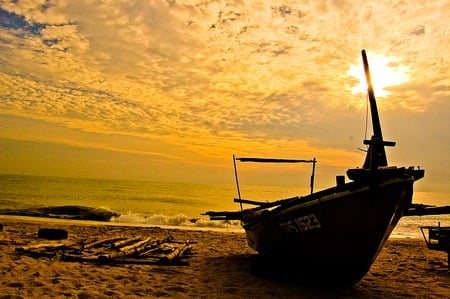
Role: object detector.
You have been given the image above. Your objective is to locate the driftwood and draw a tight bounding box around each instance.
[119,237,153,253]
[159,243,191,264]
[112,236,142,249]
[97,237,153,262]
[14,234,193,265]
[16,243,66,253]
[82,236,124,249]
[138,240,173,257]
[15,242,74,258]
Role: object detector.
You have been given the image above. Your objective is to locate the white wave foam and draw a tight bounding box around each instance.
[110,211,241,230]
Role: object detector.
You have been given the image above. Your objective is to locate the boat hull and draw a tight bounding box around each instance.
[242,176,416,283]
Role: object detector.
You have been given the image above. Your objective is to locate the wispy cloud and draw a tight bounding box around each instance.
[0,0,448,189]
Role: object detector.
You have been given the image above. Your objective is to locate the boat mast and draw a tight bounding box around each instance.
[362,50,383,140]
[361,49,395,170]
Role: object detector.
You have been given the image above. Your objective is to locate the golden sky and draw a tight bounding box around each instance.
[0,1,448,193]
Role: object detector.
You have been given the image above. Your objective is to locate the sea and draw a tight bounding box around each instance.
[0,174,448,238]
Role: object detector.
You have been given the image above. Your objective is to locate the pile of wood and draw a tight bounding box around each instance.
[15,234,193,265]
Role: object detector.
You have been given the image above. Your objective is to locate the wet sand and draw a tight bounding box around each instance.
[0,218,448,298]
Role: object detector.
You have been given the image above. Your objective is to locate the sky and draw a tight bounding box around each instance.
[0,0,448,194]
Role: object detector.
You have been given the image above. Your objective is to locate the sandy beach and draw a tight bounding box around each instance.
[0,218,448,298]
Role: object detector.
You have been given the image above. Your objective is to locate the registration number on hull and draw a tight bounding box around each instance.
[279,214,322,234]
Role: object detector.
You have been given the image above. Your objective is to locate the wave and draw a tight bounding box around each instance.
[110,211,242,229]
[0,205,242,230]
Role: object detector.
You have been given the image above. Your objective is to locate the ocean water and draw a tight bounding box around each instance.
[0,174,448,237]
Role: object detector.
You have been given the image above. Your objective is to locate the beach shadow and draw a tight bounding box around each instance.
[201,253,361,298]
[248,254,365,288]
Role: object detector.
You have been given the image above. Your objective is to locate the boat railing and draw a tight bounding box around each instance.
[232,155,317,210]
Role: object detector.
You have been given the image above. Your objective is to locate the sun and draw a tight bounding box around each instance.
[348,52,410,97]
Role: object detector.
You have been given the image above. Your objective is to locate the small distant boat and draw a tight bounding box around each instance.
[204,50,425,284]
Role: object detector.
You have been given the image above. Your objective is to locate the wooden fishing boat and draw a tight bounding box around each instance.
[204,50,425,284]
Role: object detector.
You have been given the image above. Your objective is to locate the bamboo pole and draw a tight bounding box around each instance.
[137,237,173,257]
[112,236,142,249]
[159,243,192,264]
[97,237,153,262]
[15,243,66,252]
[82,236,124,249]
[118,237,152,252]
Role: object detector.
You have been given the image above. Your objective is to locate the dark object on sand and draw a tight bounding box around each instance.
[204,50,425,285]
[38,228,68,240]
[420,224,450,269]
[0,223,3,232]
[0,205,119,222]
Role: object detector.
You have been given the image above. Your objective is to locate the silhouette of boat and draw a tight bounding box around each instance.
[204,50,425,284]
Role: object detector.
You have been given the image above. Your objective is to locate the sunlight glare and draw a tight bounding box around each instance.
[348,53,410,97]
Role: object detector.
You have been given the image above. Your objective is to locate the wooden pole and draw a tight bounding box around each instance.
[82,236,124,249]
[97,237,153,262]
[159,243,191,264]
[233,154,243,211]
[310,157,316,194]
[112,236,142,249]
[16,243,66,252]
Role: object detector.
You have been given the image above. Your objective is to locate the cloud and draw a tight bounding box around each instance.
[0,0,448,189]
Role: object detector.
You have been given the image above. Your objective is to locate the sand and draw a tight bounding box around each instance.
[0,218,448,299]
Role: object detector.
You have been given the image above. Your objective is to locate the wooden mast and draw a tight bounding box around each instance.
[361,49,395,170]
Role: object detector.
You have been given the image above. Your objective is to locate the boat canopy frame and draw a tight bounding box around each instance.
[232,155,317,210]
